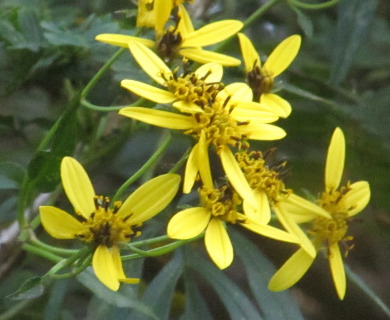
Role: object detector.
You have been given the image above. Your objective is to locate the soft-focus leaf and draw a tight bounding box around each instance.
[44,279,69,320]
[292,7,313,38]
[0,162,26,189]
[6,277,44,300]
[28,150,61,192]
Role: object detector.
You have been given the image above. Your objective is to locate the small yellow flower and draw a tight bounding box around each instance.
[238,33,301,118]
[167,184,298,269]
[96,5,242,65]
[39,157,180,291]
[268,128,370,299]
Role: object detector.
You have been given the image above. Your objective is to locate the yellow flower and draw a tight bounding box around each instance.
[39,157,180,291]
[268,128,370,299]
[167,184,298,269]
[238,33,301,118]
[96,5,242,65]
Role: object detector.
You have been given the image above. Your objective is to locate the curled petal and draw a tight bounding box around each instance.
[120,173,181,225]
[167,207,210,239]
[121,80,175,103]
[95,34,154,48]
[179,48,241,66]
[329,243,346,300]
[238,32,261,71]
[39,206,83,239]
[240,123,286,141]
[325,127,345,192]
[268,248,314,291]
[345,181,370,217]
[93,245,120,291]
[260,93,292,118]
[112,246,140,284]
[205,218,233,269]
[61,157,95,219]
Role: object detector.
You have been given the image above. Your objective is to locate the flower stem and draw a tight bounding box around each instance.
[288,0,341,10]
[242,0,283,31]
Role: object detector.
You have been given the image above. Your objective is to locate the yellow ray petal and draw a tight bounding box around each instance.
[194,63,223,83]
[268,248,314,291]
[328,243,346,300]
[120,173,181,225]
[243,190,271,224]
[61,157,95,219]
[95,34,154,48]
[325,127,345,192]
[274,205,316,257]
[112,246,140,284]
[93,245,120,291]
[260,93,292,118]
[344,181,370,217]
[173,101,204,114]
[121,80,175,103]
[153,0,172,32]
[182,20,243,47]
[240,123,286,141]
[238,33,261,71]
[241,221,298,243]
[179,48,241,66]
[223,82,253,102]
[231,105,278,124]
[128,41,171,86]
[284,193,331,222]
[263,35,301,77]
[177,4,195,35]
[167,207,210,239]
[197,131,213,189]
[183,144,199,193]
[119,107,194,130]
[219,147,257,209]
[205,218,233,269]
[39,206,83,239]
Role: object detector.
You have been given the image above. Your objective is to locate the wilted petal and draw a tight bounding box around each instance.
[61,157,95,219]
[183,144,199,193]
[39,206,83,239]
[112,246,140,284]
[240,123,286,141]
[95,34,154,48]
[121,80,175,103]
[179,48,241,66]
[263,35,301,77]
[194,63,223,83]
[325,127,345,192]
[329,243,346,300]
[238,32,261,71]
[167,207,210,239]
[120,174,181,225]
[268,248,314,291]
[261,93,292,118]
[93,245,120,291]
[119,107,194,130]
[243,190,271,224]
[182,20,243,47]
[345,181,370,217]
[205,218,233,269]
[241,221,298,243]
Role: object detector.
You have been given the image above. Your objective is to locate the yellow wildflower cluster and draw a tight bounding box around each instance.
[37,0,370,300]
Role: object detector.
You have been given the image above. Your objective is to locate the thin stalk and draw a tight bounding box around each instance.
[29,238,79,256]
[288,0,341,10]
[22,244,63,263]
[242,0,283,30]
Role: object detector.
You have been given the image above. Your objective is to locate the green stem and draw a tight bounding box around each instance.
[29,238,79,256]
[288,0,341,10]
[130,235,170,247]
[23,244,63,263]
[126,238,197,257]
[169,146,191,174]
[112,131,172,203]
[242,0,283,30]
[49,254,93,280]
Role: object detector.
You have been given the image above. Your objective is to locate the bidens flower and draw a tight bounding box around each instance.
[238,33,301,118]
[39,157,180,291]
[268,128,370,299]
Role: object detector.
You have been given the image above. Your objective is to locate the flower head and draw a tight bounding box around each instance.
[40,157,180,291]
[268,128,370,299]
[238,33,301,118]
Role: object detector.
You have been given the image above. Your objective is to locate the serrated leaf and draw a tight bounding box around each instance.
[7,277,44,300]
[231,229,304,320]
[186,248,263,320]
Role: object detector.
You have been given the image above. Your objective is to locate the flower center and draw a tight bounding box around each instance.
[247,64,274,101]
[77,196,141,247]
[199,186,245,224]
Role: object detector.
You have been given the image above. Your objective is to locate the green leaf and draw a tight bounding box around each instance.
[15,7,43,52]
[186,248,263,320]
[0,162,26,189]
[44,279,69,320]
[6,276,44,300]
[330,0,379,84]
[28,150,61,192]
[231,229,304,320]
[292,7,313,38]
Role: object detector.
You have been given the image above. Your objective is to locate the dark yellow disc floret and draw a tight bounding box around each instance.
[247,62,274,101]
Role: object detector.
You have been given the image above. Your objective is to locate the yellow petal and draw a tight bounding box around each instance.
[173,101,204,114]
[112,246,140,284]
[182,20,243,48]
[274,205,316,257]
[119,107,194,130]
[179,48,241,66]
[167,207,210,239]
[223,82,253,102]
[344,181,370,217]
[325,127,345,192]
[128,41,171,86]
[240,123,286,140]
[241,221,298,243]
[238,33,261,71]
[197,131,213,189]
[268,248,314,291]
[283,193,331,222]
[120,173,181,225]
[194,63,223,83]
[93,245,120,291]
[153,0,172,32]
[243,190,271,224]
[95,34,154,48]
[260,93,292,118]
[61,157,95,219]
[219,148,257,209]
[328,243,346,300]
[121,80,175,103]
[205,218,233,269]
[183,145,199,194]
[263,35,301,77]
[177,4,194,35]
[231,104,278,124]
[39,206,83,239]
